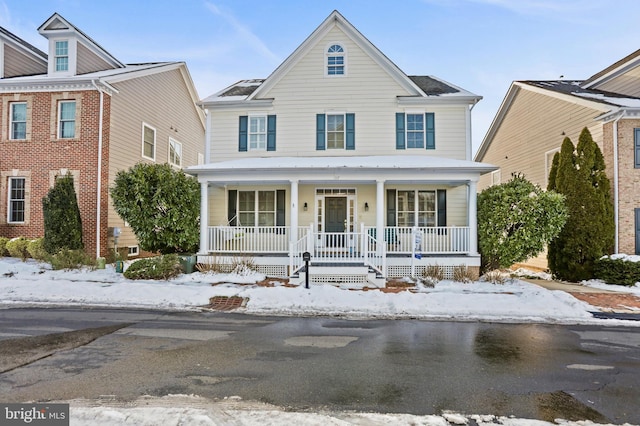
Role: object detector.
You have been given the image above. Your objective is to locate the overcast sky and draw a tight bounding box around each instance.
[2,0,640,155]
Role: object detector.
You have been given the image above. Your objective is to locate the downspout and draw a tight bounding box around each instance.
[92,79,106,259]
[612,111,624,253]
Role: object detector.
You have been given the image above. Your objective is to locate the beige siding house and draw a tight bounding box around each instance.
[188,11,495,287]
[0,13,204,258]
[476,48,640,268]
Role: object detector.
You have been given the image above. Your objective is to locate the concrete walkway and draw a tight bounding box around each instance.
[519,278,619,293]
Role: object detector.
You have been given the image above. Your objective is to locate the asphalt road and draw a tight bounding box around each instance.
[0,307,639,423]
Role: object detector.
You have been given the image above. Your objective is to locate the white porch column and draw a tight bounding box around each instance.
[199,181,209,253]
[376,180,385,243]
[467,180,478,255]
[290,180,299,244]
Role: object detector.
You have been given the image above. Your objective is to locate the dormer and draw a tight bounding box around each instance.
[38,13,124,77]
[0,26,47,78]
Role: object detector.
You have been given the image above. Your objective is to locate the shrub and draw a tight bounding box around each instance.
[0,237,9,256]
[230,256,257,275]
[452,265,477,283]
[6,237,30,260]
[196,256,223,273]
[50,249,95,271]
[482,270,508,285]
[421,264,444,287]
[593,256,640,286]
[42,173,83,254]
[124,254,182,280]
[27,238,48,261]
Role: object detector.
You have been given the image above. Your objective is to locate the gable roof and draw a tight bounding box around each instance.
[201,11,480,107]
[38,12,124,69]
[582,48,640,90]
[0,26,47,61]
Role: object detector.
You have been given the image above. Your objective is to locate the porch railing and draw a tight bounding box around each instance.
[207,225,470,256]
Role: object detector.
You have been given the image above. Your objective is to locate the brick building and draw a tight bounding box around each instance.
[0,13,204,257]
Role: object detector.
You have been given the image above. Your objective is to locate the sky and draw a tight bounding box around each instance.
[2,0,640,155]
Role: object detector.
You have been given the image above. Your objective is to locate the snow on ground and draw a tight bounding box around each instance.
[0,257,638,325]
[2,257,639,424]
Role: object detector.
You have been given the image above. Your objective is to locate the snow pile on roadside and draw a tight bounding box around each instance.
[0,257,633,324]
[67,395,610,426]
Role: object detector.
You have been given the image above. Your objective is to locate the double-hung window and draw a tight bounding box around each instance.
[142,124,156,160]
[249,116,267,150]
[55,40,69,72]
[406,114,425,148]
[327,114,345,149]
[238,190,275,226]
[10,102,27,140]
[169,138,182,167]
[327,44,345,75]
[58,101,76,139]
[397,190,436,227]
[8,177,26,223]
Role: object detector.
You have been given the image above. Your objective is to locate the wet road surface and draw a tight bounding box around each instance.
[0,307,638,423]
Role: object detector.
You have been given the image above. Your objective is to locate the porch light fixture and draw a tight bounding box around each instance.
[364,202,369,212]
[303,202,308,211]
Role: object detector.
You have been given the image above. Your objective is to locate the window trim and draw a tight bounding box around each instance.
[141,123,156,161]
[7,176,26,224]
[237,190,276,227]
[9,102,27,140]
[405,113,425,149]
[248,115,267,151]
[54,40,69,72]
[326,43,346,76]
[396,190,438,227]
[326,113,346,150]
[169,138,182,167]
[57,100,76,139]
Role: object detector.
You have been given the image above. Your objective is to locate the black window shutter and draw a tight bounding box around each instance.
[387,189,396,226]
[395,113,405,150]
[228,190,237,226]
[437,189,447,227]
[267,115,276,151]
[635,129,640,168]
[276,190,286,227]
[238,116,248,152]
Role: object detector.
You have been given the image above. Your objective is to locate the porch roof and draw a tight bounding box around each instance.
[186,155,497,184]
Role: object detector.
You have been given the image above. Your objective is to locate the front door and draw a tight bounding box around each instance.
[325,197,347,247]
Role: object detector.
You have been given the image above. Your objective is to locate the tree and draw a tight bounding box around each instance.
[547,128,615,282]
[478,173,567,271]
[42,173,84,254]
[110,163,200,254]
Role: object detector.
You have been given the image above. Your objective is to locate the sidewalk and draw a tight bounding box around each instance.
[522,278,640,314]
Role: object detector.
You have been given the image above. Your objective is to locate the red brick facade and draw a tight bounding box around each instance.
[0,89,111,257]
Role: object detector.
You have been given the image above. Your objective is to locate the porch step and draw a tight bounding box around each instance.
[291,263,385,289]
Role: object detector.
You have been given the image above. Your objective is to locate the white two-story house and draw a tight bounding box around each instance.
[188,11,495,287]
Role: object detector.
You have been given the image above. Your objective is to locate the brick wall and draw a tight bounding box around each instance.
[0,89,111,257]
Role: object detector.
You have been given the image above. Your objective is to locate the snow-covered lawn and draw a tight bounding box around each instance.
[1,257,638,325]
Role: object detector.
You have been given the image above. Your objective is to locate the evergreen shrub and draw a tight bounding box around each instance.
[0,237,9,256]
[50,249,95,271]
[593,256,640,286]
[27,238,48,261]
[6,237,30,260]
[124,254,182,280]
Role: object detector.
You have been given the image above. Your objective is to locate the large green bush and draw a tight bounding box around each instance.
[478,174,567,271]
[0,237,9,256]
[110,163,200,254]
[6,237,30,260]
[42,173,83,254]
[547,128,615,282]
[593,256,640,286]
[124,254,183,280]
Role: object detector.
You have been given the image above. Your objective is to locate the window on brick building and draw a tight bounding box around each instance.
[142,123,156,160]
[10,102,27,140]
[8,177,26,223]
[58,101,76,139]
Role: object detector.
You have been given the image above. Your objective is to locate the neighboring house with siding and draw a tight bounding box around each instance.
[475,48,640,268]
[0,13,205,258]
[187,11,495,287]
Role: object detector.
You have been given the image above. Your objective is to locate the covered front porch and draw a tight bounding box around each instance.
[187,156,495,287]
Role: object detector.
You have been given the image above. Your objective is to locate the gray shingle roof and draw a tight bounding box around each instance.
[521,80,640,107]
[408,75,459,95]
